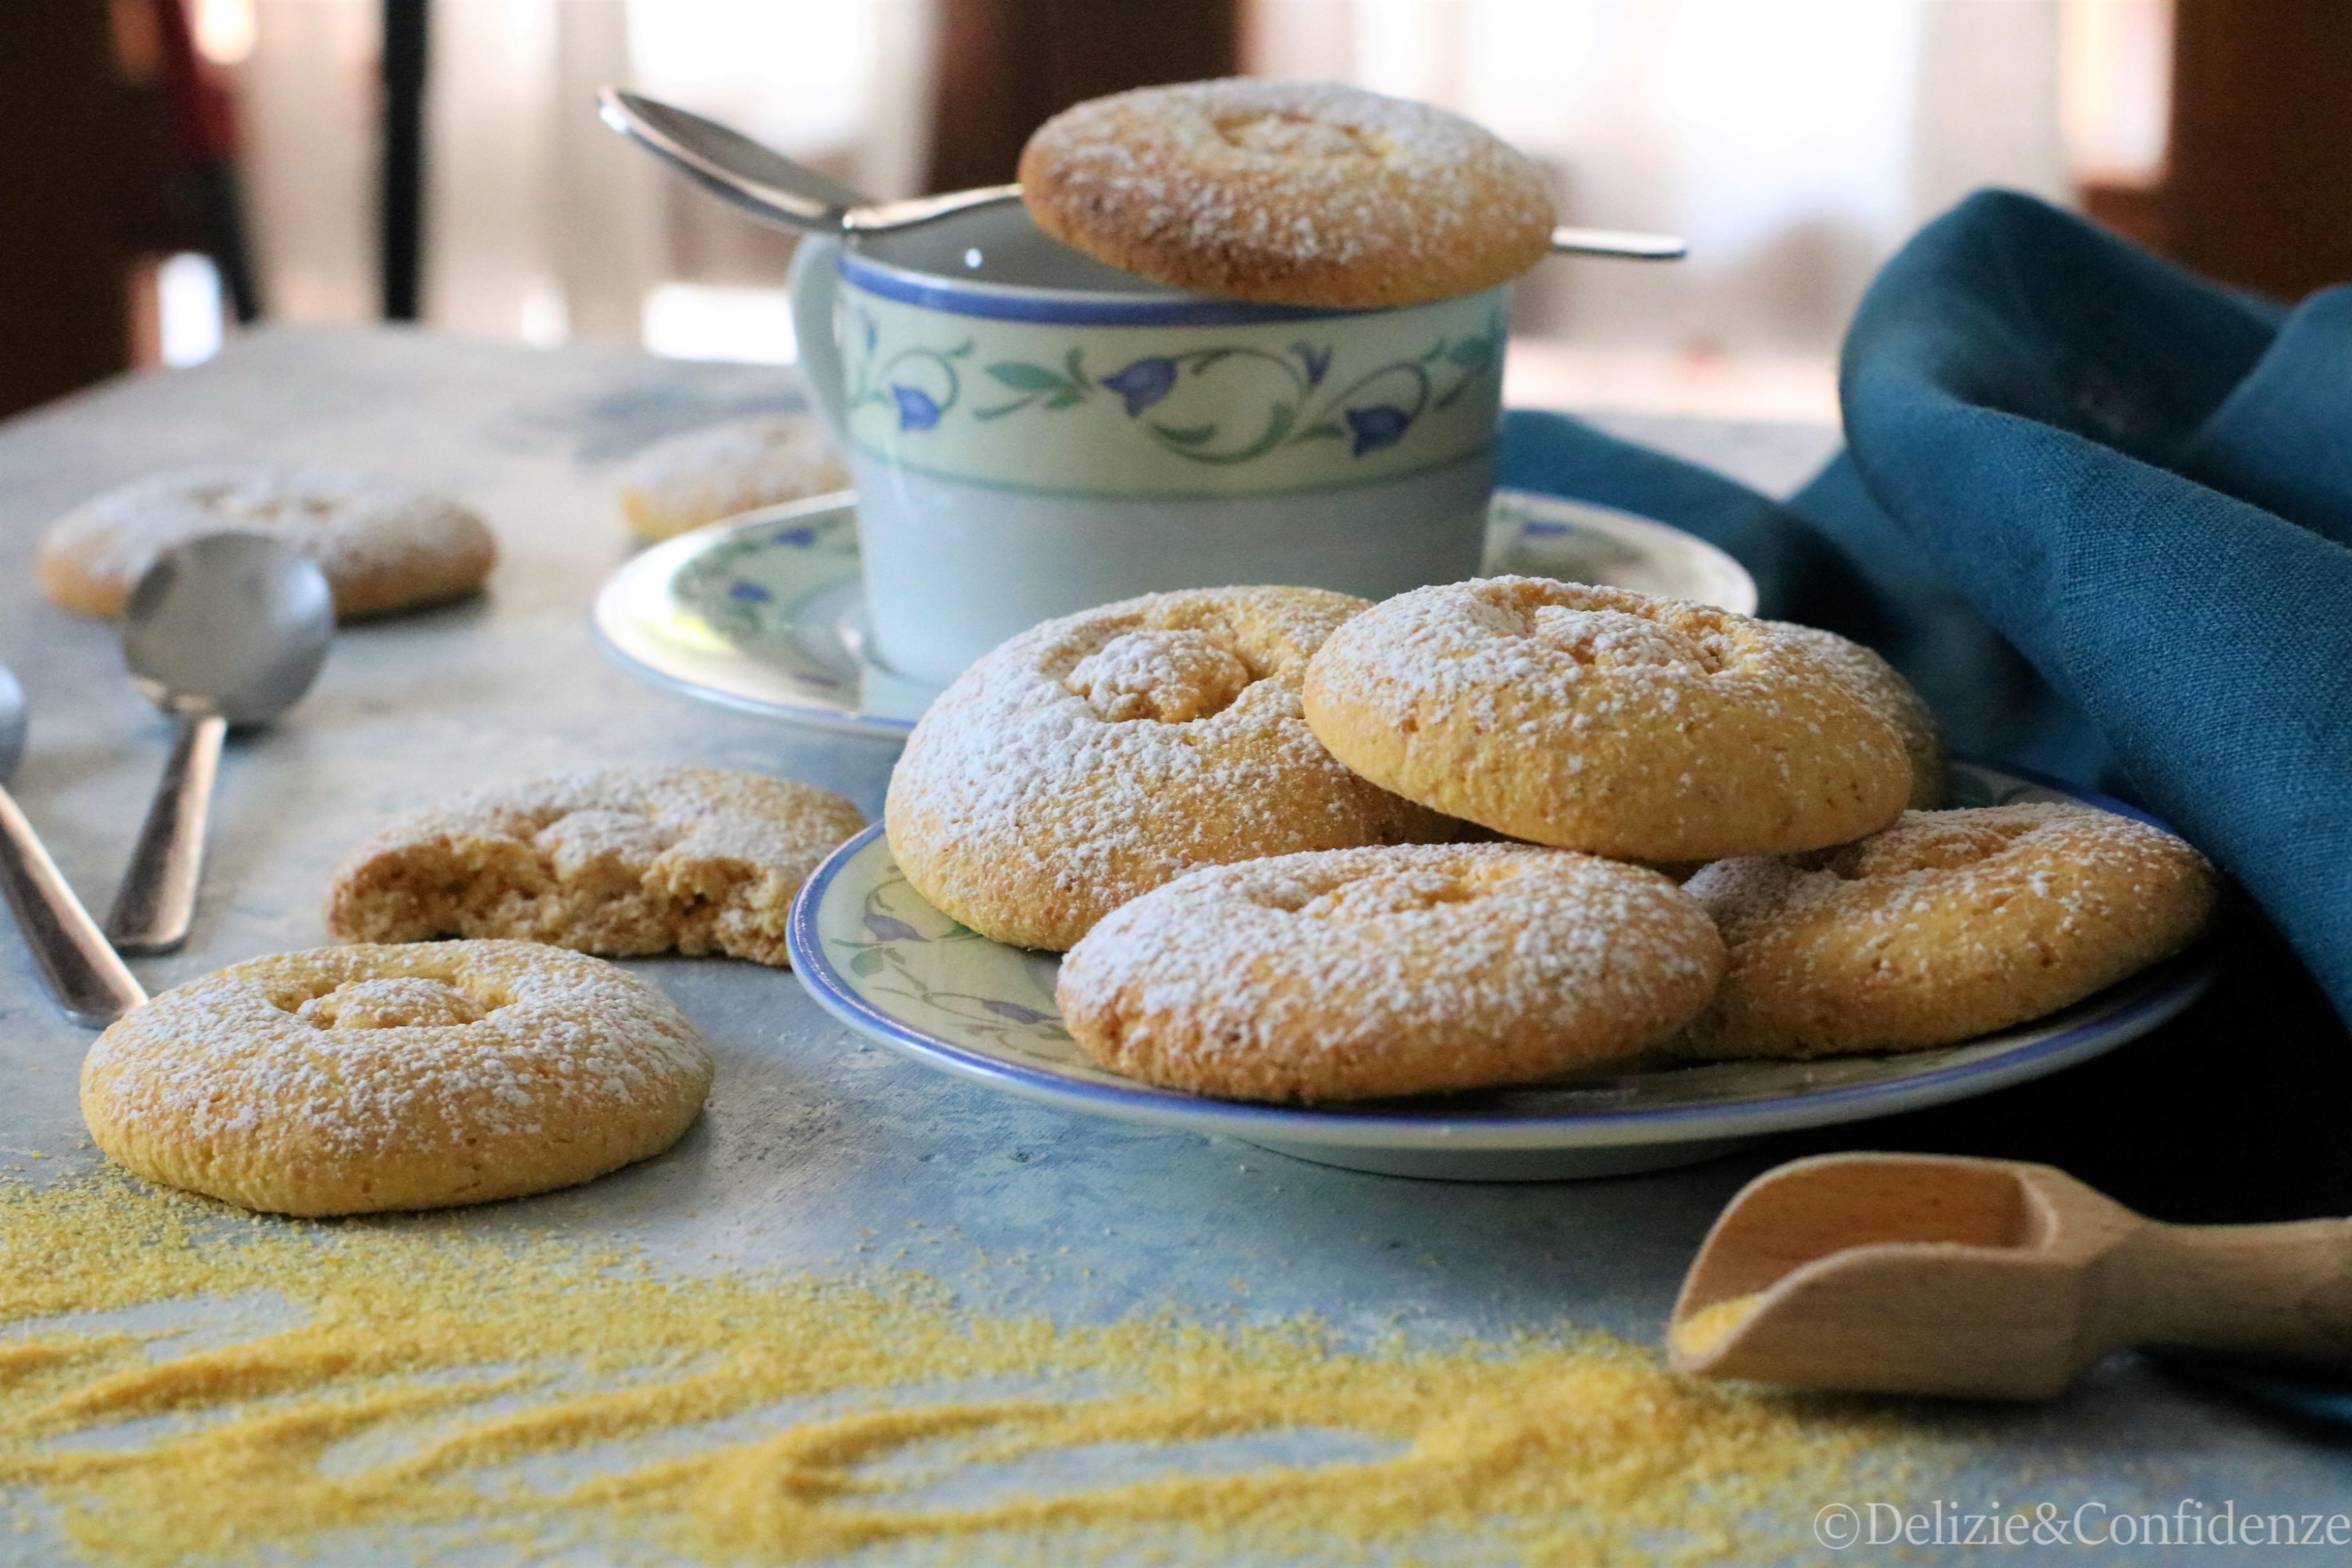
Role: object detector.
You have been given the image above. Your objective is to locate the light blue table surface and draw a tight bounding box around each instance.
[0,327,2342,1564]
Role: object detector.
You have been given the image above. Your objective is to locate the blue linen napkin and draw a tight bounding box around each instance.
[1498,190,2352,1032]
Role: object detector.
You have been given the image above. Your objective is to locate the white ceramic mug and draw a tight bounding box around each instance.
[790,204,1506,688]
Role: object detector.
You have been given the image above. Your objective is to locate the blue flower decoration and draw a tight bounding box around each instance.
[1344,405,1411,456]
[727,580,773,602]
[891,385,942,431]
[863,913,924,943]
[1293,342,1332,387]
[767,524,818,548]
[982,1000,1055,1025]
[1523,520,1570,537]
[1101,357,1178,417]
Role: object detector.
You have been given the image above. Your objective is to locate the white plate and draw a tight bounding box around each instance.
[786,763,2212,1181]
[592,488,1758,740]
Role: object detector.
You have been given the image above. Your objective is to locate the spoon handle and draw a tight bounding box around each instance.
[0,784,147,1027]
[105,712,226,957]
[2109,1218,2352,1368]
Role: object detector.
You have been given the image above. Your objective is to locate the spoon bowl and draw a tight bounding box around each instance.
[107,534,334,955]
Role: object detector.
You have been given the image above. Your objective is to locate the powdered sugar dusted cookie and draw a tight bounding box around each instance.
[80,940,713,1215]
[883,586,1460,952]
[1019,78,1554,308]
[1771,622,1947,810]
[618,413,850,542]
[1302,577,1914,861]
[325,766,864,966]
[1681,804,2218,1057]
[39,465,495,619]
[1059,844,1726,1102]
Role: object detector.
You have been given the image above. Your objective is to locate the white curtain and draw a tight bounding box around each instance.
[1252,0,2073,356]
[234,0,2092,364]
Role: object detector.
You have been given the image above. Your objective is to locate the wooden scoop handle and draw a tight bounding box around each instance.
[2104,1218,2352,1368]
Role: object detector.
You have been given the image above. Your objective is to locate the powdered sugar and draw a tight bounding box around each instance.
[42,465,492,601]
[82,940,711,1158]
[1021,79,1553,303]
[1058,843,1726,1100]
[884,586,1457,951]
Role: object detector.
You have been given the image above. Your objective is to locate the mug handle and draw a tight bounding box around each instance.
[788,235,851,456]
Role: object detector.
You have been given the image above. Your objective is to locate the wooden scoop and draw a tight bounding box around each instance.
[1667,1152,2352,1401]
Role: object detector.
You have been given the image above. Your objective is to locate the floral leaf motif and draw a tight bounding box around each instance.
[864,913,925,943]
[982,1000,1056,1026]
[726,580,773,603]
[986,362,1067,391]
[848,947,889,976]
[1344,404,1412,456]
[1291,341,1333,387]
[891,385,942,431]
[1151,422,1218,447]
[1102,357,1179,417]
[1448,336,1496,368]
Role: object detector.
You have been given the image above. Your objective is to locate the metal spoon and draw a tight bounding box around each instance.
[105,534,334,956]
[597,87,1690,261]
[0,666,147,1026]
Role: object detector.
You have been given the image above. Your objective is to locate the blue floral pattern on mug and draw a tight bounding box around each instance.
[841,306,1505,469]
[1344,405,1411,456]
[891,385,942,431]
[1100,356,1178,416]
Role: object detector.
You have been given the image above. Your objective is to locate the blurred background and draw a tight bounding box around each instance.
[5,0,2345,425]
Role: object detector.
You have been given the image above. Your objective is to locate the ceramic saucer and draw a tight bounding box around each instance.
[592,488,1758,740]
[786,762,2214,1182]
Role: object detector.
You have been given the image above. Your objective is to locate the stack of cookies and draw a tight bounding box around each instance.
[884,577,2217,1104]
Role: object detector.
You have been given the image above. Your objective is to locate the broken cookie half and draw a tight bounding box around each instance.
[324,766,864,966]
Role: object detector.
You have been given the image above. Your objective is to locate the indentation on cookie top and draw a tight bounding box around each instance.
[1214,111,1387,162]
[1813,813,2042,879]
[1528,606,1721,675]
[1292,868,1479,920]
[294,977,490,1030]
[1063,628,1254,723]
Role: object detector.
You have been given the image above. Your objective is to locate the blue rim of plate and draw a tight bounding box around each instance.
[786,761,2215,1153]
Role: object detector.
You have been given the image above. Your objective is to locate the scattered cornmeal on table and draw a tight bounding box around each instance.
[78,939,713,1216]
[326,764,863,966]
[0,1171,1930,1566]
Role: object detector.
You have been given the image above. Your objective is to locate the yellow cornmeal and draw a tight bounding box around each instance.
[1670,1293,1767,1360]
[0,1174,1913,1566]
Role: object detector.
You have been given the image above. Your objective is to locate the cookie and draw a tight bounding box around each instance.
[1018,78,1555,308]
[325,766,864,966]
[39,465,496,619]
[883,586,1460,952]
[1301,577,1914,862]
[1772,622,1947,809]
[1058,844,1726,1102]
[80,940,713,1215]
[618,414,851,542]
[1681,804,2218,1058]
